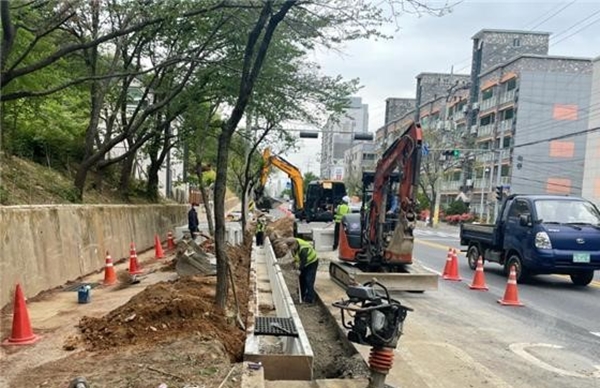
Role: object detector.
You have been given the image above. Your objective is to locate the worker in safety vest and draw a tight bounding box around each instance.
[282,238,319,303]
[255,215,266,246]
[333,196,350,250]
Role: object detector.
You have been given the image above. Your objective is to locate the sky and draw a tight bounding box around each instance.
[281,0,600,176]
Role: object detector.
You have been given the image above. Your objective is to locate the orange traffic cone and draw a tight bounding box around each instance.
[443,249,461,281]
[154,234,164,259]
[498,265,524,306]
[442,248,453,277]
[167,231,175,251]
[128,242,143,275]
[103,252,117,285]
[469,257,489,291]
[2,284,41,346]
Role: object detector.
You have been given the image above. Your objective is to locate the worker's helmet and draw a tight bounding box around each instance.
[342,196,350,203]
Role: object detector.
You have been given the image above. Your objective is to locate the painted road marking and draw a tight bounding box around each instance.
[509,343,599,378]
[414,239,600,288]
[591,332,600,338]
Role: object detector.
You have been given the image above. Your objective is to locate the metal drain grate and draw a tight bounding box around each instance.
[254,316,298,337]
[62,282,101,292]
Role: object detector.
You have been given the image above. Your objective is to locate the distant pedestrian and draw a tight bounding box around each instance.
[188,203,199,238]
[255,215,266,246]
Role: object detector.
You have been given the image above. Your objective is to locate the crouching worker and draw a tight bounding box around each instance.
[282,238,319,304]
[255,215,266,246]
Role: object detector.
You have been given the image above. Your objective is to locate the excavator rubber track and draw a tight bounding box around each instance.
[329,260,438,293]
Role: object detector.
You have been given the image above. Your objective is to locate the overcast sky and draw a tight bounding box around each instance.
[281,0,600,176]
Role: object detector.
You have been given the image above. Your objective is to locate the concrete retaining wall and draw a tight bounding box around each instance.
[0,204,187,309]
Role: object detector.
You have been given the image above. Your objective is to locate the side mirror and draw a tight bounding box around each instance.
[519,214,531,227]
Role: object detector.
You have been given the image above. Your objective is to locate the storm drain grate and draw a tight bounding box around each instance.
[62,282,101,292]
[254,316,298,337]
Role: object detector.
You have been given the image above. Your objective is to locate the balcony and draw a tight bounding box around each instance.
[498,120,513,134]
[441,180,462,191]
[478,124,494,137]
[499,89,516,105]
[479,97,497,112]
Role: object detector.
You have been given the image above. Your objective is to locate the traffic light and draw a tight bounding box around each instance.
[495,186,503,201]
[442,149,460,158]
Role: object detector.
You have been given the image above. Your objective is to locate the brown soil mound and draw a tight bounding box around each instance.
[266,217,294,240]
[77,241,252,362]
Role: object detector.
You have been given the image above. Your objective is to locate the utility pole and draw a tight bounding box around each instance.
[492,69,505,222]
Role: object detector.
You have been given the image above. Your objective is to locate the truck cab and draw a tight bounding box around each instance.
[460,194,600,286]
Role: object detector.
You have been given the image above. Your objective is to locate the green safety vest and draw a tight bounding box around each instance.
[256,220,266,232]
[294,238,318,267]
[334,203,350,223]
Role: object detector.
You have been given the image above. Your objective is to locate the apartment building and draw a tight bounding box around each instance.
[467,55,593,218]
[384,98,416,126]
[320,97,369,179]
[343,142,377,194]
[582,57,600,205]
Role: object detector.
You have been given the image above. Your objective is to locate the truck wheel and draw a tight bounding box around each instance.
[570,271,594,286]
[505,254,528,283]
[467,246,481,270]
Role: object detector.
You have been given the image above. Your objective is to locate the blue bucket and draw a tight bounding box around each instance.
[78,285,91,304]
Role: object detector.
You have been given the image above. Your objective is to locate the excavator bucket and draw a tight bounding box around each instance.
[384,225,414,265]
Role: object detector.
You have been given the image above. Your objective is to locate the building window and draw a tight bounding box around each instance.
[482,88,494,100]
[506,78,517,91]
[513,38,520,47]
[480,113,495,126]
[502,108,514,121]
[503,137,511,148]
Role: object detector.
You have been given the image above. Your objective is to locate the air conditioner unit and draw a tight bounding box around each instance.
[462,106,468,114]
[472,102,479,110]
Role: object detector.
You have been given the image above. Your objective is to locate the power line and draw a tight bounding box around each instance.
[530,0,578,30]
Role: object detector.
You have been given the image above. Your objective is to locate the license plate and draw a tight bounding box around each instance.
[573,253,590,263]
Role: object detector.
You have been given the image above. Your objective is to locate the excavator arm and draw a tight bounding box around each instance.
[256,148,305,212]
[364,122,422,265]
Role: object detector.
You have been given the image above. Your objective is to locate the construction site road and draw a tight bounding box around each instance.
[403,228,600,388]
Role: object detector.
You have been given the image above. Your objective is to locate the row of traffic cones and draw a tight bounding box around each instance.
[442,248,524,307]
[2,232,178,347]
[103,232,175,285]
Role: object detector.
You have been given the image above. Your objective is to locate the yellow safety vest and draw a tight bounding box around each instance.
[334,203,350,223]
[256,220,266,232]
[294,238,318,267]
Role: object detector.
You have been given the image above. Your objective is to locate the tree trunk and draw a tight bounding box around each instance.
[199,176,214,236]
[146,162,161,201]
[119,151,136,198]
[214,128,233,309]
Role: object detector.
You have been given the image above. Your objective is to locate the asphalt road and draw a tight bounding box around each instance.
[406,226,600,387]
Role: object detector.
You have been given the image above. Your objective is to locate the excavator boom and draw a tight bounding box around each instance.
[364,122,422,265]
[256,148,304,214]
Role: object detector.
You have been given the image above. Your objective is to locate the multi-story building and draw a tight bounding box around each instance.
[343,142,377,194]
[320,96,369,179]
[469,54,593,219]
[415,73,470,119]
[384,98,416,126]
[375,109,416,155]
[581,57,600,205]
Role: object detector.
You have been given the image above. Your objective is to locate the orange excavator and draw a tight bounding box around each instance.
[254,148,305,218]
[330,123,431,289]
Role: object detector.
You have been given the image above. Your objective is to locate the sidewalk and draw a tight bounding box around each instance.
[416,220,459,233]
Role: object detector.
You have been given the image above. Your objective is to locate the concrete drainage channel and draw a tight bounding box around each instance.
[244,237,314,380]
[243,236,370,385]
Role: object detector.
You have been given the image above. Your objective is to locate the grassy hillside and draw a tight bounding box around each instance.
[0,154,159,206]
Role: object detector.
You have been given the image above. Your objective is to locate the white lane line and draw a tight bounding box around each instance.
[591,332,600,338]
[509,343,586,378]
[420,263,442,276]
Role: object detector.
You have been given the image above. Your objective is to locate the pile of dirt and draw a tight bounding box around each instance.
[75,240,252,362]
[266,217,295,240]
[266,217,296,257]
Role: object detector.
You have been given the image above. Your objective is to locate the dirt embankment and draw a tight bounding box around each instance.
[8,233,253,388]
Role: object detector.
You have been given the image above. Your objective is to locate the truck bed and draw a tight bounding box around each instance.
[460,223,496,246]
